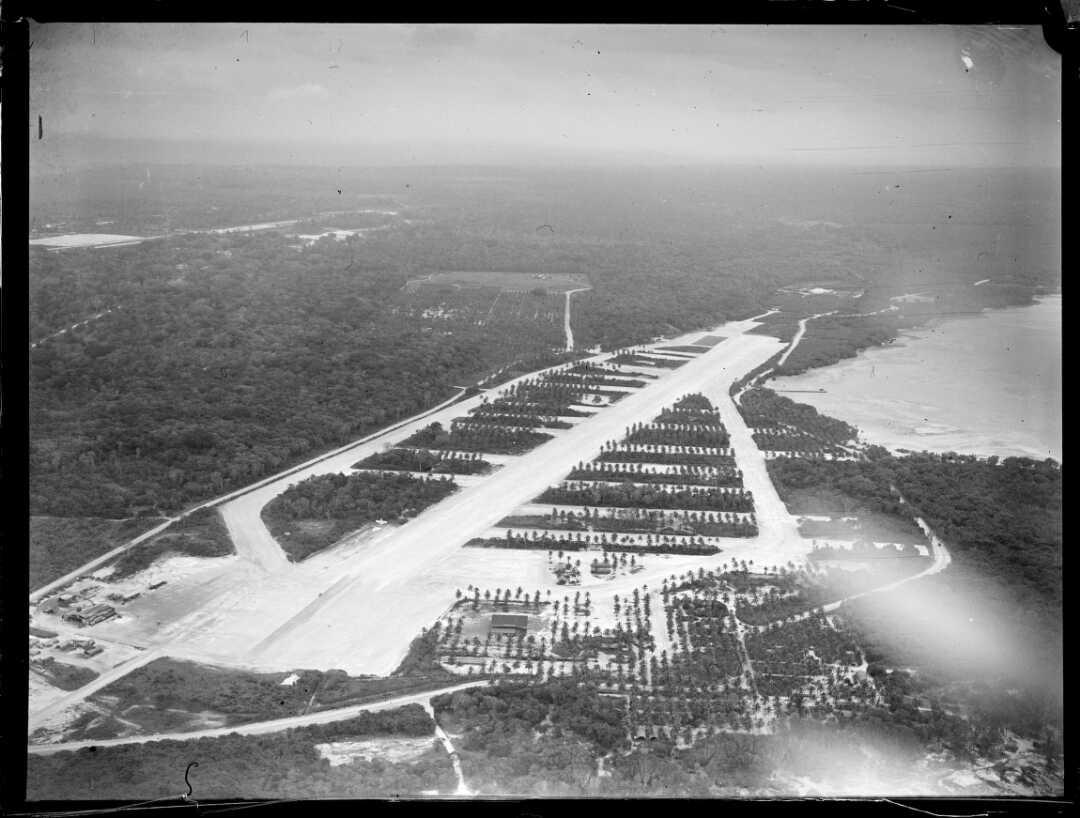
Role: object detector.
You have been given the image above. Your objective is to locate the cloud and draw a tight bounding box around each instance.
[267,82,330,102]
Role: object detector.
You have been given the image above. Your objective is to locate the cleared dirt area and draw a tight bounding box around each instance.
[316,736,438,766]
[28,233,146,249]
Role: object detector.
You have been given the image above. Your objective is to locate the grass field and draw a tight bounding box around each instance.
[407,271,590,292]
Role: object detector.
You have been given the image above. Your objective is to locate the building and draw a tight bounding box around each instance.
[490,613,529,636]
[84,605,116,625]
[30,626,58,639]
[63,604,116,627]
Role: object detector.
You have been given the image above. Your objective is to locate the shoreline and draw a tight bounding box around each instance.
[768,294,1061,463]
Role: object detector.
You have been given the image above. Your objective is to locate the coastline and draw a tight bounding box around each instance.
[768,295,1061,462]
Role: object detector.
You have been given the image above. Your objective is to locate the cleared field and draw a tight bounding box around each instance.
[406,271,590,292]
[28,233,146,249]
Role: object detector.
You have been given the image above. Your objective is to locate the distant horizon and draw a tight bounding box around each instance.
[29,134,1062,175]
[30,23,1060,171]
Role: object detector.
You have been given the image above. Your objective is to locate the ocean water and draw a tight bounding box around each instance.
[770,295,1062,462]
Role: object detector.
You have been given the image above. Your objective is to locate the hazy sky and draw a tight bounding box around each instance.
[29,23,1060,167]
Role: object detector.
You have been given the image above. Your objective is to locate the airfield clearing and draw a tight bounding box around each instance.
[32,311,903,742]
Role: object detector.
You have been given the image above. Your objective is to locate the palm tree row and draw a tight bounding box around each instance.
[455,413,571,430]
[625,424,731,448]
[567,461,743,488]
[538,482,755,512]
[595,447,737,467]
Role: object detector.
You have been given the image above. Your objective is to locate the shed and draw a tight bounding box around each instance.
[79,604,117,626]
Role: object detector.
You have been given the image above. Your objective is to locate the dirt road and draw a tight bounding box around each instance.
[703,367,805,567]
[818,514,951,614]
[28,647,166,732]
[28,680,483,756]
[775,311,837,369]
[563,287,592,352]
[30,308,116,350]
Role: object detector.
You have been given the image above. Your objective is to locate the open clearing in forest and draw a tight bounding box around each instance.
[28,233,146,249]
[406,271,591,292]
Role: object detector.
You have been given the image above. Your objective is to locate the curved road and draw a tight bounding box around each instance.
[775,311,837,369]
[29,680,483,756]
[30,524,951,753]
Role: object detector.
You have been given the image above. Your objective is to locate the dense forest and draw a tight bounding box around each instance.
[29,163,1057,566]
[767,456,913,519]
[261,471,458,560]
[773,313,913,376]
[28,231,559,519]
[354,448,493,476]
[888,454,1062,629]
[401,422,553,455]
[740,387,859,446]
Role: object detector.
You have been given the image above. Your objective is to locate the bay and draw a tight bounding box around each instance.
[770,295,1062,462]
